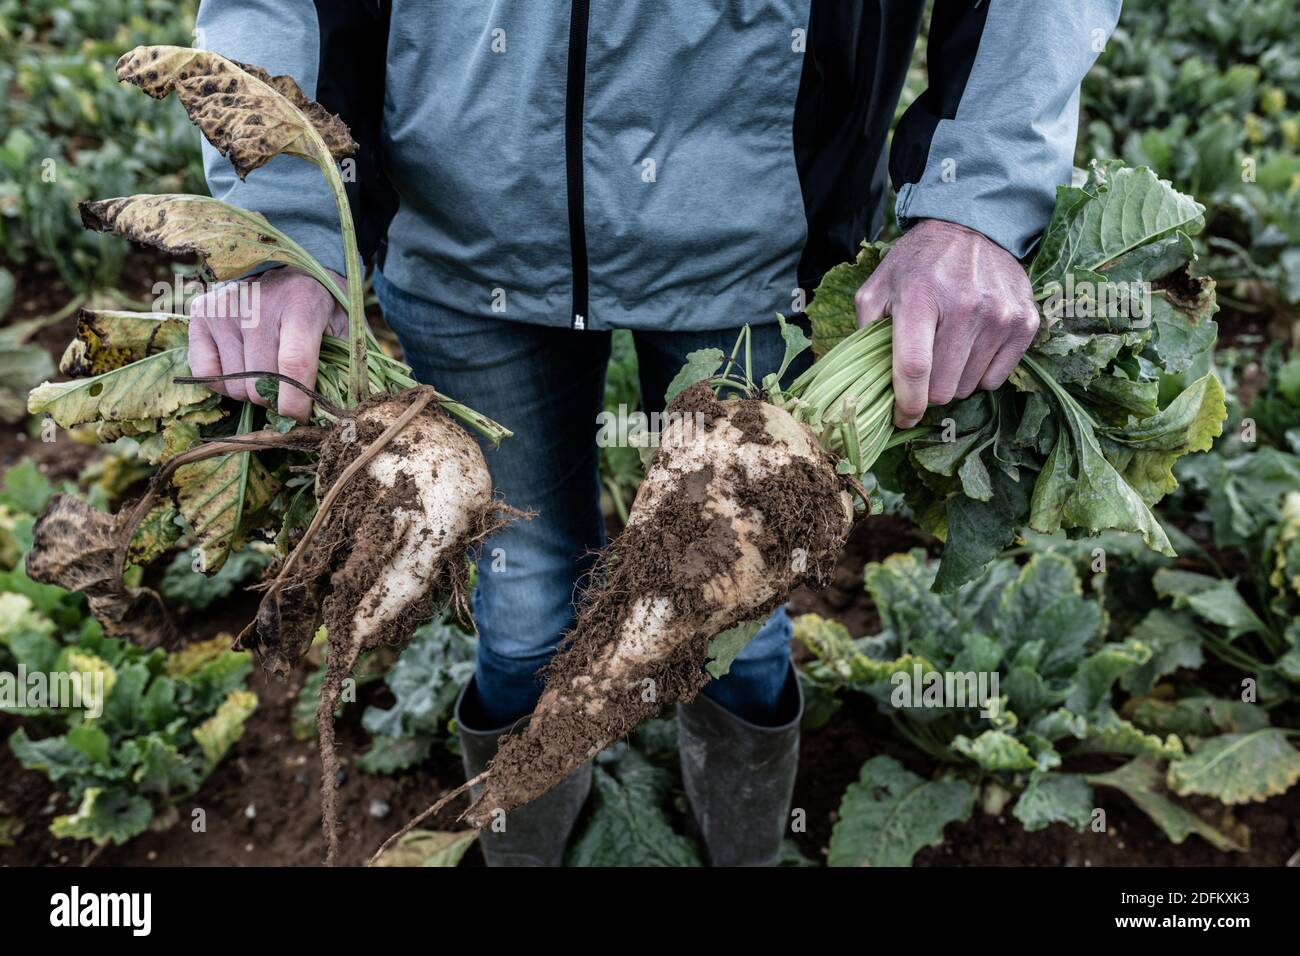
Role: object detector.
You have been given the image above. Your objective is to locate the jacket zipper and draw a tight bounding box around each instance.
[565,0,591,330]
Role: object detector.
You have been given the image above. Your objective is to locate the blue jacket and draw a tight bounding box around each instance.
[197,0,1121,332]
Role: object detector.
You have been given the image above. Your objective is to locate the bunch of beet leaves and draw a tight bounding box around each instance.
[768,159,1227,592]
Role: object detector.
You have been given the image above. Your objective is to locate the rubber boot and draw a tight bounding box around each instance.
[455,678,591,867]
[677,665,802,866]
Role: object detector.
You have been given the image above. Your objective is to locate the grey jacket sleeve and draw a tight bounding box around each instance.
[194,0,346,274]
[890,0,1123,258]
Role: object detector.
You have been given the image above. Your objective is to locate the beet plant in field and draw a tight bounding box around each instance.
[22,46,518,864]
[1171,349,1300,698]
[1,462,257,848]
[797,546,1300,865]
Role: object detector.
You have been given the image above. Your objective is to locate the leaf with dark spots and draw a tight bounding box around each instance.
[171,403,279,573]
[79,194,321,280]
[59,310,189,377]
[115,45,356,179]
[30,342,209,429]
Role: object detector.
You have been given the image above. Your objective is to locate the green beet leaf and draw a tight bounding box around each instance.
[1013,772,1095,833]
[1086,758,1242,852]
[1029,161,1206,294]
[357,613,476,773]
[829,755,975,867]
[566,746,702,868]
[49,787,154,847]
[806,240,887,356]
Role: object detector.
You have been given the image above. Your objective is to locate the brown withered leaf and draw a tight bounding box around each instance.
[80,194,314,281]
[26,494,176,645]
[115,45,356,178]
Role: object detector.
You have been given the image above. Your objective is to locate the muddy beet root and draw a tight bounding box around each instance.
[461,384,853,826]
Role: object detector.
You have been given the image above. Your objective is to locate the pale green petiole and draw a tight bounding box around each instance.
[771,318,916,476]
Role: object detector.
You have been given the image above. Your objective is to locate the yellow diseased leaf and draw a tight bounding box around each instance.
[50,787,153,846]
[194,689,258,766]
[174,403,279,574]
[126,502,183,567]
[64,651,117,713]
[59,310,189,377]
[165,634,241,678]
[174,451,278,573]
[28,346,209,428]
[135,417,204,466]
[370,829,477,868]
[1167,730,1300,805]
[0,593,54,643]
[1270,492,1300,602]
[178,403,226,426]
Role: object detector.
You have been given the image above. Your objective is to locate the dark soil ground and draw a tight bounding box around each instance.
[0,583,476,868]
[3,265,1297,867]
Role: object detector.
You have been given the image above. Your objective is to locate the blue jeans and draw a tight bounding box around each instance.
[374,269,810,728]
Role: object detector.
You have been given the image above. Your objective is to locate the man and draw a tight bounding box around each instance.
[189,0,1121,865]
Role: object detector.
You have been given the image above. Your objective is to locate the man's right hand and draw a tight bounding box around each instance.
[187,266,348,421]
